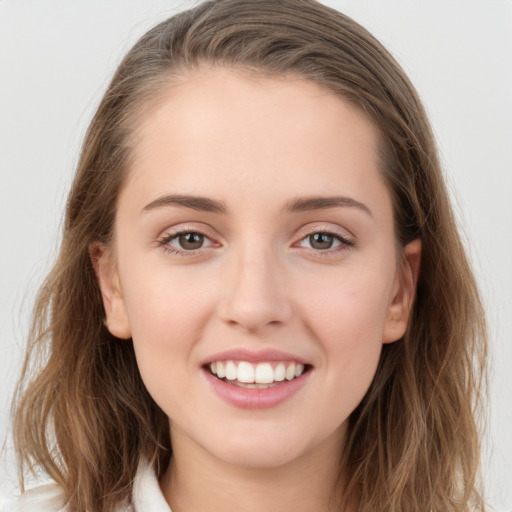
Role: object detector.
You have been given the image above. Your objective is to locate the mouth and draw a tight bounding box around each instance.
[205,360,311,389]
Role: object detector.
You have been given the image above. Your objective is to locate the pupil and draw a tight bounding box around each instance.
[179,232,203,250]
[310,233,333,250]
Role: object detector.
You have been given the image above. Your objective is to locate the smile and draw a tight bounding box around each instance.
[208,361,307,388]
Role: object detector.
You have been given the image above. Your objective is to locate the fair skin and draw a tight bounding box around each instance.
[95,67,420,512]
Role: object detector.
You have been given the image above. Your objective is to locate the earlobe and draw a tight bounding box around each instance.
[90,242,132,340]
[382,238,422,344]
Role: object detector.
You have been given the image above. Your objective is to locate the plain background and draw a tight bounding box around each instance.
[0,1,511,509]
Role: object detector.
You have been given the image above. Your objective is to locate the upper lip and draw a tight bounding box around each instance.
[201,348,310,366]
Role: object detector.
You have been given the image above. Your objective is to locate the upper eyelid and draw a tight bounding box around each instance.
[159,223,219,239]
[295,223,355,241]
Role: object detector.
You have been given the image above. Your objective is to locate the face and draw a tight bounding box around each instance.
[96,67,420,470]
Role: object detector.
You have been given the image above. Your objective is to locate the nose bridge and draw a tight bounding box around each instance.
[219,236,292,331]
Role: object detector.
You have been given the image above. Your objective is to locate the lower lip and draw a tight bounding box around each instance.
[202,368,310,409]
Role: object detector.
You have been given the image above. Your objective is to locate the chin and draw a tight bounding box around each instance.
[217,446,302,470]
[202,428,320,470]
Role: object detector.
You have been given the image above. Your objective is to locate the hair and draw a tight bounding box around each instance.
[12,1,487,511]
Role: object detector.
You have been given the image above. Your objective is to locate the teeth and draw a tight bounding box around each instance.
[216,361,226,378]
[237,361,255,383]
[255,363,274,384]
[208,360,306,384]
[274,363,286,381]
[225,361,237,381]
[231,381,273,389]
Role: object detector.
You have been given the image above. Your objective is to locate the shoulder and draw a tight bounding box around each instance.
[0,475,152,512]
[0,484,133,512]
[0,482,67,512]
[1,460,165,512]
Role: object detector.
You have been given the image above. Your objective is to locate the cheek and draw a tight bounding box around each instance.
[120,273,218,419]
[301,299,384,428]
[299,262,394,344]
[296,260,394,396]
[118,262,216,373]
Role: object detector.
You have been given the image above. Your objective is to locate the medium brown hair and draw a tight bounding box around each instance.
[13,1,487,511]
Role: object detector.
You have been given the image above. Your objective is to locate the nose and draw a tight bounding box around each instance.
[218,246,293,333]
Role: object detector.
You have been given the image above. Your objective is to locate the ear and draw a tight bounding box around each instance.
[90,242,132,339]
[382,238,421,344]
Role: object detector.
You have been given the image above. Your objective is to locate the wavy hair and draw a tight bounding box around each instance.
[12,1,487,511]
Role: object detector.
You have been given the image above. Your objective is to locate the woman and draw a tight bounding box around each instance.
[4,1,488,511]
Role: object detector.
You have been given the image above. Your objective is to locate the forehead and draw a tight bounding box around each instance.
[122,66,391,222]
[133,66,380,155]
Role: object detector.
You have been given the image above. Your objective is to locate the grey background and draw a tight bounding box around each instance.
[1,1,511,510]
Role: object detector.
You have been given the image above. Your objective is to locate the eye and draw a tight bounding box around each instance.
[303,233,340,250]
[159,230,214,254]
[297,230,353,252]
[172,232,209,250]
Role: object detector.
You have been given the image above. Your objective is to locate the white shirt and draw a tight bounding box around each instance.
[0,459,172,512]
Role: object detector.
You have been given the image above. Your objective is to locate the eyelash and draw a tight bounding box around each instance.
[157,229,215,257]
[296,228,355,255]
[157,227,355,257]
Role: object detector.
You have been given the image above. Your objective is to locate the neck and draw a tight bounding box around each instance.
[160,425,346,512]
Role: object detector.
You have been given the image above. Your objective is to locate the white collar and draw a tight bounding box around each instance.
[131,458,172,512]
[0,460,171,512]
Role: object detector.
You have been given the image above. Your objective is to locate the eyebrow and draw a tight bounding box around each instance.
[285,196,373,217]
[141,194,228,215]
[141,193,372,217]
